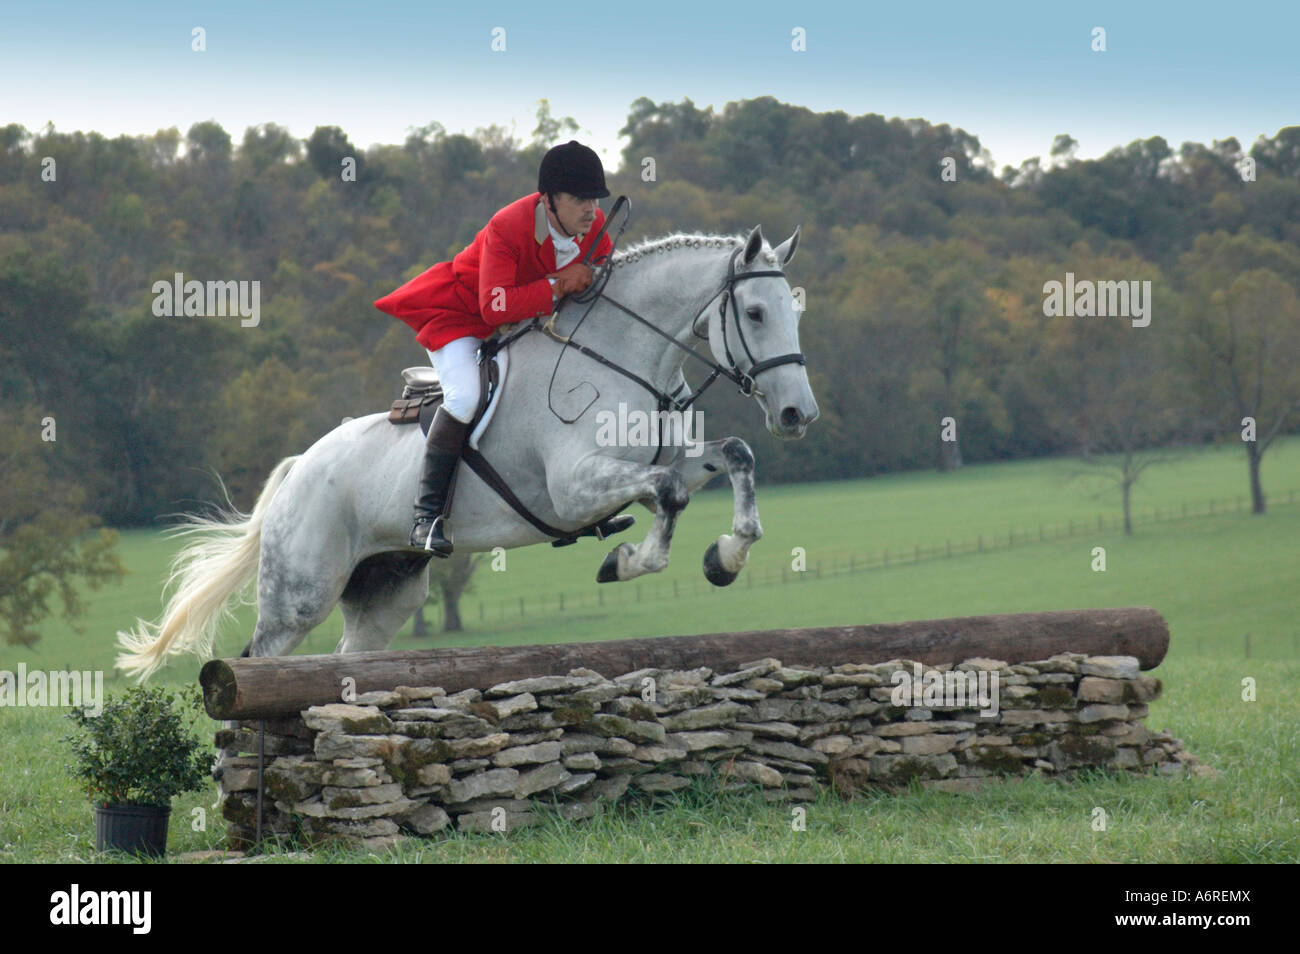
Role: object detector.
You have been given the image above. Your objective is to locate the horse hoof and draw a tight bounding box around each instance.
[703,541,739,587]
[596,547,622,583]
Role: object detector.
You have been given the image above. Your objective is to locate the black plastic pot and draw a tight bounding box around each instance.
[95,803,171,857]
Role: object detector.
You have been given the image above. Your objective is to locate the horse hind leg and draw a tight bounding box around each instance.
[240,568,343,659]
[218,586,335,785]
[336,551,433,654]
[216,554,419,786]
[235,497,361,657]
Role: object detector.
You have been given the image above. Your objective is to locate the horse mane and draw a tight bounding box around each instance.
[610,232,780,268]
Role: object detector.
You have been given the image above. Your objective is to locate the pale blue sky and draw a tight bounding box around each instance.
[2,0,1295,172]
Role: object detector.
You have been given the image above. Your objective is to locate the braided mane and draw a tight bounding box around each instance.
[610,232,780,268]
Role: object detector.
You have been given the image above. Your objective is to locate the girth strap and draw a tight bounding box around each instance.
[460,445,626,544]
[442,327,665,544]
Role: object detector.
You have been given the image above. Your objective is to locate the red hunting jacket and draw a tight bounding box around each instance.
[374,192,613,352]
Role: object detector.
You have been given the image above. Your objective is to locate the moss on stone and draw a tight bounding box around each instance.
[552,707,593,726]
[967,745,1023,774]
[1035,686,1076,709]
[1055,733,1116,762]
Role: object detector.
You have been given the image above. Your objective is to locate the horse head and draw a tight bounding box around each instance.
[700,225,819,438]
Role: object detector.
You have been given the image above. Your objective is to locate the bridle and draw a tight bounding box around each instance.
[686,245,807,399]
[522,197,806,425]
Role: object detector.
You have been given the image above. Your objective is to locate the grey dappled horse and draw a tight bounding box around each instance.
[116,226,817,679]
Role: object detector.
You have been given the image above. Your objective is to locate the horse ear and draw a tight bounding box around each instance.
[742,226,763,265]
[774,224,800,266]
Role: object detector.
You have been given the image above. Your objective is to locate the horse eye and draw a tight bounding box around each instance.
[746,307,764,323]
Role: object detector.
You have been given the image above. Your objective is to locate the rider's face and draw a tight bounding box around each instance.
[551,191,598,235]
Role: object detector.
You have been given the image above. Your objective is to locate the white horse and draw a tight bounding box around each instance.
[117,225,818,678]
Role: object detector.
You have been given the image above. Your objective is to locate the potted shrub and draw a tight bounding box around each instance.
[64,685,212,858]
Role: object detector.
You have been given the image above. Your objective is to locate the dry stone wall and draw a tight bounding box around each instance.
[215,651,1205,850]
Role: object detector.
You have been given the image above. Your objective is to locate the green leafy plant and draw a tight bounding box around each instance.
[63,685,212,806]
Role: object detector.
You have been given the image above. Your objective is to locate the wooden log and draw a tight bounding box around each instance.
[201,606,1169,720]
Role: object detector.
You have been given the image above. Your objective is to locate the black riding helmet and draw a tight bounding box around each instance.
[538,140,610,201]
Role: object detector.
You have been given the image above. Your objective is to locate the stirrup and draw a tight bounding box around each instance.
[411,515,453,556]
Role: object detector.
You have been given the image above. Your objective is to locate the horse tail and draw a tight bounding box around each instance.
[115,455,300,681]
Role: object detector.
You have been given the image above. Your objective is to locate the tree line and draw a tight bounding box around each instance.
[1,98,1298,641]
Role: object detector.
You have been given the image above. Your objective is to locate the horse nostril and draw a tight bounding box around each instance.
[780,406,802,429]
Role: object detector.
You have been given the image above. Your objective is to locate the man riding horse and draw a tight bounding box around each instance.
[374,140,617,555]
[116,166,816,678]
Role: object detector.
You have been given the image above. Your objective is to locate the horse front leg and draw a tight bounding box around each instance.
[549,454,690,583]
[674,437,762,586]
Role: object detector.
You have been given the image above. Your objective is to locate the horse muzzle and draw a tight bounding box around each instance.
[767,403,817,439]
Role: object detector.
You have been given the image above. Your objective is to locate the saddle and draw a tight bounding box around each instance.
[386,358,499,440]
[386,366,443,426]
[386,335,633,548]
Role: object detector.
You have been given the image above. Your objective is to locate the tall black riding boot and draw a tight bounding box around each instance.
[409,406,472,555]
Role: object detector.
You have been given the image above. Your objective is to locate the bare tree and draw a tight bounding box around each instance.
[1069,356,1184,534]
[420,551,483,634]
[1178,235,1300,514]
[1051,289,1186,533]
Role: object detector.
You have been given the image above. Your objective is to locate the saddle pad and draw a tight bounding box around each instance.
[469,347,507,449]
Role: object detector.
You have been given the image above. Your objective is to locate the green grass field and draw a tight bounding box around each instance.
[1,439,1297,862]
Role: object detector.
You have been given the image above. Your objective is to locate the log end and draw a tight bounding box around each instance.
[200,658,238,720]
[1115,606,1170,670]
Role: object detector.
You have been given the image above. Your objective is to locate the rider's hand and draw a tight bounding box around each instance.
[548,261,594,298]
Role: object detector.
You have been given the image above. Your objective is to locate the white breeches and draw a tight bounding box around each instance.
[427,337,482,424]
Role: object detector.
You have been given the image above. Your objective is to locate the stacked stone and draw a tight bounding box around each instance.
[216,653,1206,850]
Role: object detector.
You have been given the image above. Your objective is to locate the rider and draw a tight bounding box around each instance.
[374,140,615,555]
